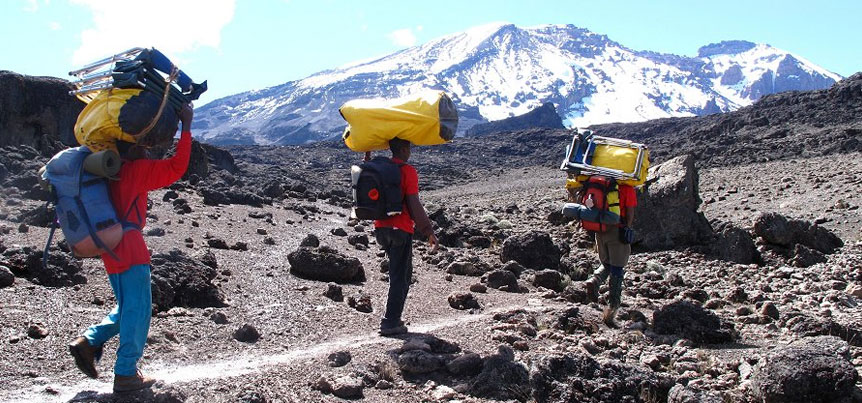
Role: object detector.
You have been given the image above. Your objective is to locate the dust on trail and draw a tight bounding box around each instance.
[1,299,557,402]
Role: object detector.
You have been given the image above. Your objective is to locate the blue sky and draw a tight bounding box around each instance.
[1,0,859,107]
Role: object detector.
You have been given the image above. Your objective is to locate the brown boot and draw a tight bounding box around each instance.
[113,371,156,393]
[602,306,618,328]
[583,279,599,303]
[69,337,101,379]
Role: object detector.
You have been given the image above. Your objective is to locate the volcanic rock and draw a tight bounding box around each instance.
[446,353,483,376]
[667,384,724,403]
[652,300,736,344]
[327,351,352,367]
[397,350,445,374]
[232,324,260,343]
[634,155,714,251]
[500,231,561,270]
[0,71,83,149]
[300,234,320,248]
[287,246,365,283]
[751,336,857,403]
[330,375,364,399]
[149,250,227,312]
[486,270,519,290]
[753,212,844,254]
[448,292,480,310]
[530,352,675,403]
[532,269,564,292]
[1,246,85,287]
[0,265,14,288]
[347,293,373,313]
[323,283,344,302]
[469,345,529,400]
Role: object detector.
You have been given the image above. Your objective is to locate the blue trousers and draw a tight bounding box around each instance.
[83,264,152,376]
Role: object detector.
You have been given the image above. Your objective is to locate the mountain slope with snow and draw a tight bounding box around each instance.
[192,23,842,145]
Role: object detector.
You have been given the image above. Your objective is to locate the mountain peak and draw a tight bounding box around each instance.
[698,40,759,57]
[193,24,839,146]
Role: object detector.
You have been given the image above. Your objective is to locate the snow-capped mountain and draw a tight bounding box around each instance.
[192,23,842,145]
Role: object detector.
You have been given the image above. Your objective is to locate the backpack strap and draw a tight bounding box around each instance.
[41,195,57,270]
[119,194,143,231]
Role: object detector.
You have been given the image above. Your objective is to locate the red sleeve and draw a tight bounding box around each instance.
[620,185,637,207]
[401,164,419,196]
[125,131,193,192]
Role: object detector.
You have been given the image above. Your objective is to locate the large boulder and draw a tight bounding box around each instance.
[634,154,713,251]
[1,246,86,287]
[0,71,83,150]
[751,336,857,403]
[652,300,736,344]
[753,212,844,254]
[287,246,365,283]
[529,352,675,403]
[149,250,227,312]
[500,231,561,270]
[708,222,760,264]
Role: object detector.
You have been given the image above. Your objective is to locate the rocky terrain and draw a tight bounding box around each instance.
[0,75,860,402]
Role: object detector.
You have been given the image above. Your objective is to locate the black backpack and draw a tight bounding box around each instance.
[351,157,404,220]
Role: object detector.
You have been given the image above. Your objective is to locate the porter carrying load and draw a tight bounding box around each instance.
[340,90,459,152]
[69,47,207,152]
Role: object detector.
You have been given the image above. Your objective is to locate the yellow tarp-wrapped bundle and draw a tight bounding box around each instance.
[340,91,459,152]
[564,141,650,188]
[75,88,180,153]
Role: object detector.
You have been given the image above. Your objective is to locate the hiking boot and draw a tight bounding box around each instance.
[584,279,599,303]
[69,336,102,379]
[602,307,618,328]
[113,371,156,393]
[379,324,408,336]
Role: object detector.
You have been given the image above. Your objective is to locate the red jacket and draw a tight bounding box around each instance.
[100,131,192,274]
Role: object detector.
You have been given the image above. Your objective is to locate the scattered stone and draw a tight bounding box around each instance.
[230,242,249,251]
[263,236,276,245]
[27,324,48,339]
[2,246,85,287]
[752,336,857,403]
[398,350,445,374]
[327,351,352,367]
[232,324,260,343]
[446,261,485,276]
[532,269,564,292]
[323,283,344,302]
[17,223,28,233]
[348,234,369,247]
[347,293,373,313]
[146,227,166,237]
[448,292,480,310]
[331,375,364,399]
[0,266,14,288]
[256,228,267,235]
[288,246,365,283]
[500,231,561,270]
[667,384,724,403]
[446,353,483,376]
[487,270,519,290]
[469,345,529,400]
[300,234,320,248]
[374,380,393,390]
[469,283,487,293]
[760,302,780,320]
[207,238,230,249]
[209,311,228,325]
[652,300,736,344]
[331,228,348,237]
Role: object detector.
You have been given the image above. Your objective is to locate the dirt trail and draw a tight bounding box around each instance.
[0,301,559,403]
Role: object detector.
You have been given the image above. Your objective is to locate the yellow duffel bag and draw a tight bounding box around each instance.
[75,88,180,153]
[590,145,650,187]
[340,90,459,152]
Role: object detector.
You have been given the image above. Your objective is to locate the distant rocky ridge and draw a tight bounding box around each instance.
[0,71,82,152]
[466,103,564,137]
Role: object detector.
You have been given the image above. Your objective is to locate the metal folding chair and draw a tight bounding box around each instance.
[68,47,207,105]
[560,129,647,183]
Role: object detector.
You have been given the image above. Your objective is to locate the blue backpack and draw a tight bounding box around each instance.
[40,147,140,264]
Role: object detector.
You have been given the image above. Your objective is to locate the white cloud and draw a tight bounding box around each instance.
[23,0,39,12]
[387,28,416,48]
[70,0,235,66]
[49,21,61,31]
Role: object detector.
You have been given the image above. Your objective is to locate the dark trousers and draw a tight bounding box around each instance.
[375,227,413,328]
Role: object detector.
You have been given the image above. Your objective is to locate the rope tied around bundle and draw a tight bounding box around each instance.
[134,66,180,141]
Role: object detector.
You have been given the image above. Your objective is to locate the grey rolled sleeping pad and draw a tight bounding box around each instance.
[561,203,621,224]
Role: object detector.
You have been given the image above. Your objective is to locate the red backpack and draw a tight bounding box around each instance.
[579,176,621,232]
